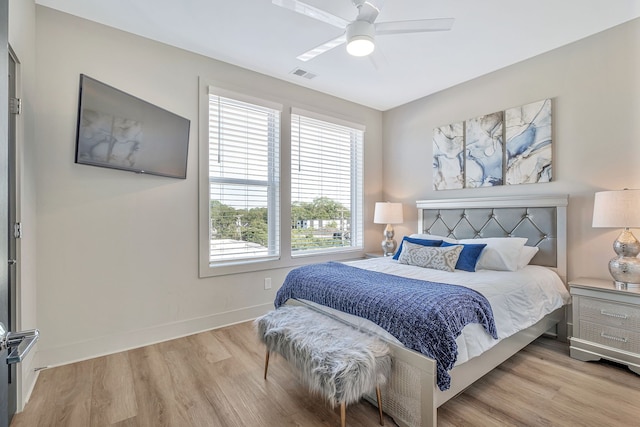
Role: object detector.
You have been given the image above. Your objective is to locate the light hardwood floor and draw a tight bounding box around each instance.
[11,321,640,427]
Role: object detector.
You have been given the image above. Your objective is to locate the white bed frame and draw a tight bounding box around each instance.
[295,194,569,427]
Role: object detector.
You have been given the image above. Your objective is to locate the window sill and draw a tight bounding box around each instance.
[199,249,364,278]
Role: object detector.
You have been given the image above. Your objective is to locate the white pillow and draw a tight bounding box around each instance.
[409,233,457,244]
[517,246,539,269]
[398,242,463,272]
[459,237,527,271]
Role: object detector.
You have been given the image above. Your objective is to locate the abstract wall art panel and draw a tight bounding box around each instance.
[465,111,503,188]
[431,99,553,190]
[505,99,552,185]
[433,122,465,190]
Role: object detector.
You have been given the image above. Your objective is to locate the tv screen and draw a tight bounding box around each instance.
[75,74,190,179]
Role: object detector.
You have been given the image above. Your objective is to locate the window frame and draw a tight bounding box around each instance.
[198,79,366,278]
[207,89,281,265]
[290,108,364,257]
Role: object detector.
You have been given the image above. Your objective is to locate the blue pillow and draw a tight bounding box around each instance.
[441,241,487,272]
[392,237,443,260]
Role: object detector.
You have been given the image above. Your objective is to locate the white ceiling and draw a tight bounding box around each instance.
[35,0,640,111]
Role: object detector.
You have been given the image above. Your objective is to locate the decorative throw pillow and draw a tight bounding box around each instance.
[517,246,540,269]
[398,242,463,272]
[441,241,487,272]
[392,236,443,260]
[459,237,528,271]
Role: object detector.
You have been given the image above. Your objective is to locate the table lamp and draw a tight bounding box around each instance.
[592,189,640,287]
[374,202,403,256]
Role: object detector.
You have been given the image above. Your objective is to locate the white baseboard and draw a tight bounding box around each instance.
[35,303,274,369]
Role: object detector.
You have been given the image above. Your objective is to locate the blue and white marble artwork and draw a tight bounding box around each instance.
[505,99,552,185]
[465,112,503,188]
[433,122,464,190]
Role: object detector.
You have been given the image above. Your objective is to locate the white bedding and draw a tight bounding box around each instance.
[299,257,570,366]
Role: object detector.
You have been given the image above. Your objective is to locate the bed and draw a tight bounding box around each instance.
[279,194,570,427]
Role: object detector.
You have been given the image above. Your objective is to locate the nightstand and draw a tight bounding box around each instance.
[569,277,640,374]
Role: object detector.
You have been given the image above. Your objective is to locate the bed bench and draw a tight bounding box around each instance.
[255,305,391,427]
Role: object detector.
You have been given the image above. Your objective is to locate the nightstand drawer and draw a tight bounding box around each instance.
[579,321,640,353]
[578,297,640,330]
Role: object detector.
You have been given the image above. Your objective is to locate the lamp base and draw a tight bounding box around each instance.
[613,281,640,290]
[608,229,640,286]
[609,257,640,287]
[381,224,397,257]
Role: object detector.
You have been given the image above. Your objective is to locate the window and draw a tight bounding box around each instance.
[291,110,363,255]
[206,90,280,264]
[199,83,366,276]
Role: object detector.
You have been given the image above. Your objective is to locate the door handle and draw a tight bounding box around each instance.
[0,322,39,364]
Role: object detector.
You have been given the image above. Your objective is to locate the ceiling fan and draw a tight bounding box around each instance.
[272,0,454,61]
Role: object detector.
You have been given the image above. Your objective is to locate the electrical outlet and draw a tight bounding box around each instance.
[264,277,272,290]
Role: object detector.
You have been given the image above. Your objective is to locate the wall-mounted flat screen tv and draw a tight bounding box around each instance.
[75,74,190,179]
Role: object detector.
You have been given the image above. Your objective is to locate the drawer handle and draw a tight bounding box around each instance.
[600,332,628,343]
[600,309,628,319]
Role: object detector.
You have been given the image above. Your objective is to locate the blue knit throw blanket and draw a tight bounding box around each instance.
[274,262,498,391]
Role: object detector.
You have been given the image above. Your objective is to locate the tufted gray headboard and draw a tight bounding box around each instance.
[416,194,568,283]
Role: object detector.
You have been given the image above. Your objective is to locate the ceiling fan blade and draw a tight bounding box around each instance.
[296,33,347,61]
[368,47,388,71]
[272,0,349,29]
[375,18,454,35]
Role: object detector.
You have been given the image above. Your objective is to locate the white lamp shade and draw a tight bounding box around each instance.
[593,189,640,228]
[374,202,403,224]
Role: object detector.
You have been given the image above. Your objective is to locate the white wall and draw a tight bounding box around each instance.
[34,6,383,368]
[9,0,38,409]
[382,18,640,282]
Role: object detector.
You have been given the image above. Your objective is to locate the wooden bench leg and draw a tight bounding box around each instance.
[337,386,383,427]
[264,350,270,380]
[376,385,384,426]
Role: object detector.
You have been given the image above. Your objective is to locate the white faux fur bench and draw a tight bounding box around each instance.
[255,305,391,427]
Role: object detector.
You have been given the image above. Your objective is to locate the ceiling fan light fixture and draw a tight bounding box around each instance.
[347,36,375,56]
[275,0,454,62]
[346,20,375,57]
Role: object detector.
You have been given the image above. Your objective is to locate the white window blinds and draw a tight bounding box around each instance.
[291,111,363,254]
[208,91,280,263]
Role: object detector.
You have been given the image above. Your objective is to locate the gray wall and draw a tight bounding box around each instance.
[382,18,640,282]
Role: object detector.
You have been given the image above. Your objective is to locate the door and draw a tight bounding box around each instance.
[1,5,38,427]
[5,48,16,425]
[0,1,10,425]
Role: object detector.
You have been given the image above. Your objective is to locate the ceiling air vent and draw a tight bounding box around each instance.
[290,68,317,80]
